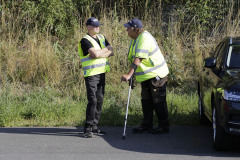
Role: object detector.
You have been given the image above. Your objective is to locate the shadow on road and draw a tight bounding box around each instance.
[101,126,240,157]
[0,126,239,157]
[0,127,81,137]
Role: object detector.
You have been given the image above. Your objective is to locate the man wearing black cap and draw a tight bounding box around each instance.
[121,18,170,134]
[78,17,114,138]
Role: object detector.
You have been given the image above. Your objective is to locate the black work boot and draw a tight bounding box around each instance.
[92,125,106,136]
[132,125,157,134]
[84,126,93,138]
[154,126,169,134]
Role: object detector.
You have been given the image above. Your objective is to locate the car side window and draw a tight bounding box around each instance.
[215,43,226,70]
[214,42,224,58]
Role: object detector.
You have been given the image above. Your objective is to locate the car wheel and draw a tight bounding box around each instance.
[212,107,233,150]
[198,96,208,124]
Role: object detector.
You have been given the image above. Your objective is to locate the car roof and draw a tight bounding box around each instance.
[223,36,240,45]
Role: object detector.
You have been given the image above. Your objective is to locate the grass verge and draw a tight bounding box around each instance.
[0,81,199,127]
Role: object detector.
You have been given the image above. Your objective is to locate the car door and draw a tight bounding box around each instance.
[202,42,226,120]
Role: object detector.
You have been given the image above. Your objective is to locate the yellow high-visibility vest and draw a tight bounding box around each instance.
[128,31,169,82]
[78,34,110,77]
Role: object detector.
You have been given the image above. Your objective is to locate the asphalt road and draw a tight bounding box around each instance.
[0,126,240,160]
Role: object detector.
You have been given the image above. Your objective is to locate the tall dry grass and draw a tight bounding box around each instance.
[1,1,240,90]
[1,33,60,84]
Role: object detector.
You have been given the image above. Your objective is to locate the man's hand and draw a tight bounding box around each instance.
[121,74,131,82]
[106,45,114,57]
[121,74,135,89]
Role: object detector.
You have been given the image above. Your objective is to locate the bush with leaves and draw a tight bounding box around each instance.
[1,0,81,38]
[176,0,228,34]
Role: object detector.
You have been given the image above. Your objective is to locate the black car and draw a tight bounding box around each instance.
[198,36,240,150]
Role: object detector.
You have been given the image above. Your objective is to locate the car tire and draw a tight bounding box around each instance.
[212,107,233,150]
[198,96,208,125]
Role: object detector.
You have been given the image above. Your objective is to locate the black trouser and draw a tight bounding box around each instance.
[84,73,105,129]
[140,77,169,129]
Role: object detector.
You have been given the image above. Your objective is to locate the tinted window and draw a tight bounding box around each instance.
[214,42,224,57]
[226,45,240,68]
[215,43,225,69]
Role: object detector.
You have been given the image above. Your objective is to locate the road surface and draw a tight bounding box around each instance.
[0,126,239,160]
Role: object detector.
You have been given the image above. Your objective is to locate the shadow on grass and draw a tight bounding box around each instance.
[99,104,200,127]
[99,104,143,126]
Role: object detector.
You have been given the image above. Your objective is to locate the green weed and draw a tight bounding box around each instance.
[0,82,199,127]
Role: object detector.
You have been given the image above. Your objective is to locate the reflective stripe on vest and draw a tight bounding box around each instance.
[132,31,160,59]
[81,57,92,62]
[83,62,109,70]
[135,61,166,75]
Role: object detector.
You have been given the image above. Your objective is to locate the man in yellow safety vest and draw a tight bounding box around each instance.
[121,18,169,134]
[78,17,114,138]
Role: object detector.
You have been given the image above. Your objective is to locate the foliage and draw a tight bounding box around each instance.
[1,0,79,38]
[176,0,228,33]
[0,0,235,37]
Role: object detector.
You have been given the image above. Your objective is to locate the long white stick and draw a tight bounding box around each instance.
[122,79,132,139]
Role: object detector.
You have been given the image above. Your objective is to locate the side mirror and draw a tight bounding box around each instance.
[204,57,216,68]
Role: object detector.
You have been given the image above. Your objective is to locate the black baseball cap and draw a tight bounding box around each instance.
[86,17,102,26]
[124,18,143,28]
